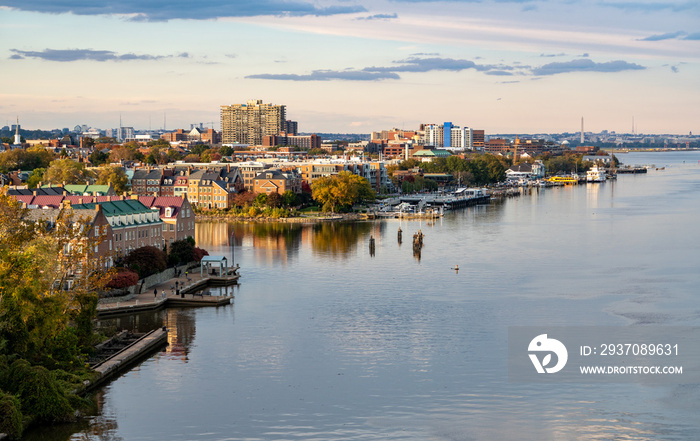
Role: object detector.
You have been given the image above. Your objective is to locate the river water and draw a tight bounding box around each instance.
[27,151,700,440]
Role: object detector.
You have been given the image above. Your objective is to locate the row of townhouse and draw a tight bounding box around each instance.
[296,161,389,192]
[12,194,195,254]
[129,163,303,209]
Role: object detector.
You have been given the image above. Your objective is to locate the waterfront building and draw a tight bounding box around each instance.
[70,198,164,254]
[138,196,195,245]
[221,99,286,145]
[253,169,302,195]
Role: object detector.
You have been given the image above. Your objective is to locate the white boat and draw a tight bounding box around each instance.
[586,166,606,183]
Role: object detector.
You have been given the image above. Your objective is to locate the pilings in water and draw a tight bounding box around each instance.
[413,230,424,261]
[369,236,375,256]
[397,228,402,245]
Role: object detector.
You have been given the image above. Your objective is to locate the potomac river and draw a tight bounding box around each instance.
[26,151,700,440]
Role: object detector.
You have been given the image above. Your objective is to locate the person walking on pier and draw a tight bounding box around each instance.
[154,287,157,299]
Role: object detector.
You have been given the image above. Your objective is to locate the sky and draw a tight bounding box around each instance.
[1,0,699,135]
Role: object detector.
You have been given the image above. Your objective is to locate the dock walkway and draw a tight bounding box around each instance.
[97,266,239,318]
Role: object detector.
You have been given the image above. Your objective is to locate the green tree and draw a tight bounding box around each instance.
[0,147,54,174]
[26,168,46,188]
[282,190,299,207]
[89,149,109,166]
[219,146,234,156]
[168,239,196,266]
[95,165,128,193]
[43,159,94,185]
[254,193,268,207]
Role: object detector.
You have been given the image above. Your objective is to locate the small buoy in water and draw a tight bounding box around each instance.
[452,264,459,272]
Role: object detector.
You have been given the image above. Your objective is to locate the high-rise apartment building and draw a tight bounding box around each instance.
[425,123,473,151]
[221,99,286,145]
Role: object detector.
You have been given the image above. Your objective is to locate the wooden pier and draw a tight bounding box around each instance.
[85,328,169,392]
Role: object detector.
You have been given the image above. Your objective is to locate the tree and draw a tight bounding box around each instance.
[282,190,298,207]
[168,239,196,265]
[184,154,200,163]
[0,147,54,174]
[266,191,283,208]
[26,168,46,188]
[95,165,128,193]
[43,159,95,185]
[89,149,109,166]
[82,137,95,148]
[124,246,167,277]
[254,193,268,207]
[311,171,376,213]
[232,190,256,207]
[109,145,139,163]
[147,138,170,148]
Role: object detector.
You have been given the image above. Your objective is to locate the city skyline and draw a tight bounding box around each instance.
[1,0,698,135]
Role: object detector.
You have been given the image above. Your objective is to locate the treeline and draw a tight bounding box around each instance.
[388,154,508,191]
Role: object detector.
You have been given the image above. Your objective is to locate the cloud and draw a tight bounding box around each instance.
[357,13,397,20]
[638,31,687,41]
[683,32,700,40]
[540,53,566,57]
[601,1,699,13]
[1,0,366,21]
[9,48,172,61]
[247,55,645,82]
[532,58,645,75]
[246,70,400,81]
[671,65,679,73]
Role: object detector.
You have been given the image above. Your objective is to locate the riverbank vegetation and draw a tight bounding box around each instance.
[0,194,109,439]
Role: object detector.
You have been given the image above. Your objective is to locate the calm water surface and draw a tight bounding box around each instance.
[29,151,700,440]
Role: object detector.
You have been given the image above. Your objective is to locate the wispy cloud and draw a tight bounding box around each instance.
[532,58,645,76]
[8,48,176,62]
[601,1,699,13]
[683,32,700,40]
[247,56,647,82]
[638,31,687,41]
[1,0,366,21]
[246,70,400,81]
[246,56,517,81]
[357,13,398,20]
[540,53,567,57]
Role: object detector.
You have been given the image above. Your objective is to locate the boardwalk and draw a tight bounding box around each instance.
[97,267,239,317]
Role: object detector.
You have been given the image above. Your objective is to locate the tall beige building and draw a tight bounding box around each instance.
[221,99,286,145]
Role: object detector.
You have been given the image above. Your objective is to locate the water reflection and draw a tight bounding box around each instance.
[310,221,374,258]
[163,308,197,362]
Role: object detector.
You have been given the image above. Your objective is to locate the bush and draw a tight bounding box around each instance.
[0,390,23,439]
[5,359,73,422]
[105,269,139,289]
[124,246,167,278]
[193,247,209,262]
